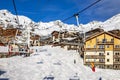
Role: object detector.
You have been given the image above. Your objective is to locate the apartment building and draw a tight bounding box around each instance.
[84,31,120,69]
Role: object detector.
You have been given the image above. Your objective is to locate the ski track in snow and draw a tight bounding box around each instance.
[0,45,120,80]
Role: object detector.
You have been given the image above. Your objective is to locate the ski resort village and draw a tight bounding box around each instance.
[1,0,120,80]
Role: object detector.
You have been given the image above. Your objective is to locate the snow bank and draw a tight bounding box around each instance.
[0,46,8,53]
[0,46,120,80]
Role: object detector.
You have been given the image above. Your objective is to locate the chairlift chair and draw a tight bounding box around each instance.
[69,75,80,80]
[43,75,54,80]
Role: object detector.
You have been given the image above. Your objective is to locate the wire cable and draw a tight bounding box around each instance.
[12,0,20,25]
[62,0,102,22]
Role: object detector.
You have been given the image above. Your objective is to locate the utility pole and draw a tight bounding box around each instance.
[27,24,30,56]
[74,14,80,27]
[58,21,62,43]
[74,14,85,58]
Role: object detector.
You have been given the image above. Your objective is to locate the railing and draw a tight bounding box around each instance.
[113,62,120,64]
[97,48,105,51]
[113,55,120,58]
[114,48,120,51]
[85,48,96,51]
[85,55,105,59]
[85,62,105,65]
[85,48,105,51]
[68,47,78,50]
[97,41,114,44]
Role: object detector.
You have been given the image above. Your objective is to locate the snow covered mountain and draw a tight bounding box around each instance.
[0,9,120,36]
[82,14,120,32]
[0,10,79,36]
[0,10,33,28]
[103,14,120,31]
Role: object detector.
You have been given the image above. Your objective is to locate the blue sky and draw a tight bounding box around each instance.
[0,0,120,25]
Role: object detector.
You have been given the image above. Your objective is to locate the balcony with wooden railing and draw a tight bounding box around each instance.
[85,48,96,51]
[97,48,105,51]
[113,55,120,58]
[97,41,114,45]
[113,62,120,64]
[85,62,105,65]
[114,48,120,51]
[85,48,105,51]
[85,55,105,59]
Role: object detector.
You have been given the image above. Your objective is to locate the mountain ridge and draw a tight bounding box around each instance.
[0,9,120,36]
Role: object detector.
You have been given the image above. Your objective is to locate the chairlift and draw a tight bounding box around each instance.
[0,78,9,80]
[69,73,80,80]
[99,77,102,80]
[43,75,54,80]
[37,61,43,64]
[53,61,61,65]
[46,53,52,56]
[69,75,80,80]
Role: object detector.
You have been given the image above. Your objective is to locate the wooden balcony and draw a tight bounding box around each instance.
[114,48,120,51]
[113,55,120,58]
[85,55,105,59]
[68,47,78,50]
[85,62,105,65]
[97,41,114,45]
[85,48,96,51]
[97,48,105,51]
[113,62,120,64]
[85,48,104,51]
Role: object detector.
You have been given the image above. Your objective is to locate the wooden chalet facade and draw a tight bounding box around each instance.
[30,33,40,46]
[84,31,120,69]
[51,30,84,56]
[40,37,52,46]
[51,30,80,43]
[60,37,82,50]
[0,27,22,57]
[51,31,60,43]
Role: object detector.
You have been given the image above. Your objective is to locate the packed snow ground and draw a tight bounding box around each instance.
[0,45,120,80]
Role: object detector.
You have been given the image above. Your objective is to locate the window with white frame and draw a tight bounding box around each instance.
[99,45,104,49]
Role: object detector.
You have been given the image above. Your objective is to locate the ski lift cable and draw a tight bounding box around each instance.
[12,0,19,41]
[62,0,102,22]
[12,0,20,25]
[17,11,40,14]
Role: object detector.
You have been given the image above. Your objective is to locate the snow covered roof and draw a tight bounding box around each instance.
[62,37,77,41]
